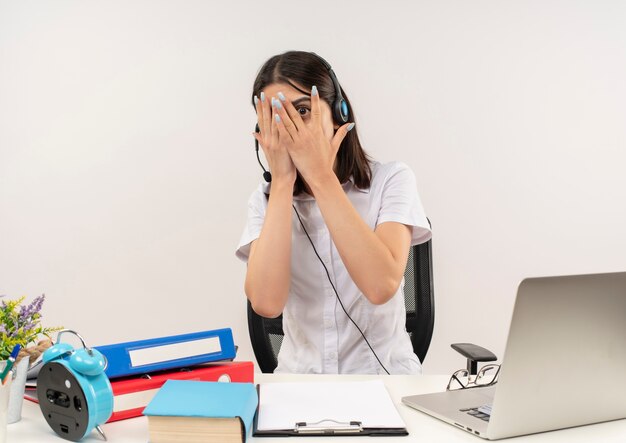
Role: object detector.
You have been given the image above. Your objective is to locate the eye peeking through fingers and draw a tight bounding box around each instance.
[291,97,312,121]
[296,106,311,119]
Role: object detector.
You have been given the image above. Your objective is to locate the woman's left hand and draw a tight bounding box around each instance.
[272,86,354,187]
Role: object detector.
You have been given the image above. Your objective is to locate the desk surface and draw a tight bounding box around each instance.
[9,373,626,442]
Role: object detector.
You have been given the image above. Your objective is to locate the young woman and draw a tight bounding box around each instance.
[236,51,431,374]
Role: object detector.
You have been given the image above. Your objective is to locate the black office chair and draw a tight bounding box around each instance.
[247,237,435,373]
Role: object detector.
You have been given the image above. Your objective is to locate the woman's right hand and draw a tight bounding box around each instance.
[253,92,296,185]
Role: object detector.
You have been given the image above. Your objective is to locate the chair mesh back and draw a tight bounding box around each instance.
[404,246,418,314]
[247,237,434,372]
[403,240,435,363]
[246,305,283,373]
[268,334,284,358]
[404,246,417,345]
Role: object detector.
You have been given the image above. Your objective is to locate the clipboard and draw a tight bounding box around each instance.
[252,380,408,437]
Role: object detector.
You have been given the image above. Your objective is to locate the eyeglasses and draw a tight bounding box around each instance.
[446,364,501,391]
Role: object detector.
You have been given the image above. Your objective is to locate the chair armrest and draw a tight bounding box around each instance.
[451,343,497,375]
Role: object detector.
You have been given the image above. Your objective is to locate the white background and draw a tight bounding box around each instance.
[1,0,625,375]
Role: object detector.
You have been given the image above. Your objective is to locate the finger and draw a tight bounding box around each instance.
[252,131,263,148]
[260,91,271,138]
[252,131,269,157]
[311,85,322,127]
[330,122,355,153]
[273,111,294,144]
[270,100,279,147]
[277,91,305,132]
[273,97,296,141]
[254,95,264,136]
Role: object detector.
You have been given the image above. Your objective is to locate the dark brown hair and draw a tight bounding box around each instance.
[252,51,371,195]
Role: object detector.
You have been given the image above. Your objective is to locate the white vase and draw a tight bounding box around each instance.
[0,376,11,443]
[0,358,29,424]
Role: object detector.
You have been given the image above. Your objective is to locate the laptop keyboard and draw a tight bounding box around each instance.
[460,405,492,422]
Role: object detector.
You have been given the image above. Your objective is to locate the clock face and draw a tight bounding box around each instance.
[37,361,90,441]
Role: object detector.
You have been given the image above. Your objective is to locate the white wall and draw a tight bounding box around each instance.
[1,0,625,375]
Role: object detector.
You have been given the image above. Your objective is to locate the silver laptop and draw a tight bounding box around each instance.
[402,272,626,440]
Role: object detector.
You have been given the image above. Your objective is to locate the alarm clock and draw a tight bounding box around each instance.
[37,330,113,441]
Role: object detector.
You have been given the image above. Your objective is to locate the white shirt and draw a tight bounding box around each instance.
[236,161,431,374]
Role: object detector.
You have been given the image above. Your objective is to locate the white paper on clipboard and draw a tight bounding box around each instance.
[256,380,406,431]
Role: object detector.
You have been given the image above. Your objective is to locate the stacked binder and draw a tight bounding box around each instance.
[25,328,254,422]
[95,328,238,379]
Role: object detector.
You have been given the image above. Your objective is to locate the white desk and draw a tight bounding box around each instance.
[9,374,626,442]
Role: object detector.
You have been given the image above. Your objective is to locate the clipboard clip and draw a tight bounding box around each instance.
[295,419,363,434]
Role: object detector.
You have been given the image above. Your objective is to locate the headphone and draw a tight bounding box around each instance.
[37,330,113,441]
[252,53,390,374]
[311,52,350,125]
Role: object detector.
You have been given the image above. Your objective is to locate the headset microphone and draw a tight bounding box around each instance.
[254,124,272,183]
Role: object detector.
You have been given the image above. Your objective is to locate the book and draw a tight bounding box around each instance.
[143,380,258,443]
[24,361,254,423]
[94,328,236,379]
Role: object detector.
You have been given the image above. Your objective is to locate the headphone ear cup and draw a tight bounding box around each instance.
[334,99,349,124]
[69,348,107,376]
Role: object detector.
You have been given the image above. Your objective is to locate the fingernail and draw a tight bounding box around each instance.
[311,85,318,96]
[272,99,283,110]
[260,92,266,102]
[347,123,355,131]
[277,92,286,102]
[254,96,259,106]
[275,114,281,123]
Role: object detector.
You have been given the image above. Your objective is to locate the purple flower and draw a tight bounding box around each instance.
[18,294,45,323]
[1,294,61,359]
